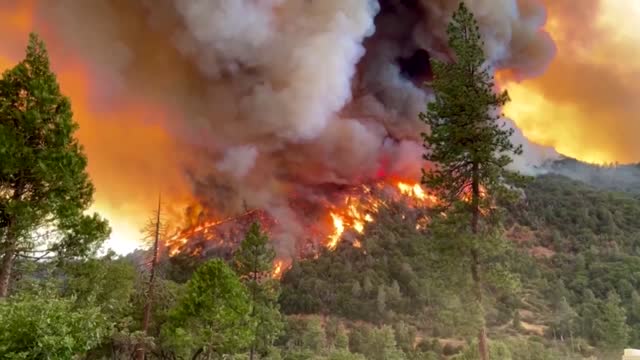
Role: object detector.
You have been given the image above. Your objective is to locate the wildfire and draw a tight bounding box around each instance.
[397,181,425,199]
[162,179,442,267]
[326,194,379,250]
[324,181,438,249]
[272,260,284,279]
[166,209,260,256]
[163,179,486,262]
[396,181,441,205]
[327,213,345,250]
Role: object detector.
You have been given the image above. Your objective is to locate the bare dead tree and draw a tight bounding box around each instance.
[136,194,166,360]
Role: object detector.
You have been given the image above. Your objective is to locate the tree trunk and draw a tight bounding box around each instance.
[249,253,259,360]
[470,162,489,360]
[0,243,16,298]
[136,196,162,360]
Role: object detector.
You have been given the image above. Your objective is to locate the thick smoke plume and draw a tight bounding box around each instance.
[3,0,555,254]
[504,0,640,164]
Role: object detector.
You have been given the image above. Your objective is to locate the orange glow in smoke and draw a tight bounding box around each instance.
[0,3,192,253]
[502,0,640,164]
[3,1,638,258]
[272,260,285,279]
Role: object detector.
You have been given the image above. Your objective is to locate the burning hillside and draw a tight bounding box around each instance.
[165,180,439,260]
[0,0,579,253]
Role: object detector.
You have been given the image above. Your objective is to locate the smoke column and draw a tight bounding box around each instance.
[0,0,563,253]
[503,0,640,164]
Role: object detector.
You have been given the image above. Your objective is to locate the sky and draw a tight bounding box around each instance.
[503,0,640,164]
[0,0,638,253]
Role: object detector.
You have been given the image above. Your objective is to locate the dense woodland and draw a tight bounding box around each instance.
[1,4,639,360]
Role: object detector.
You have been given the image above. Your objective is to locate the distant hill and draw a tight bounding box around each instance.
[280,167,640,359]
[540,157,640,195]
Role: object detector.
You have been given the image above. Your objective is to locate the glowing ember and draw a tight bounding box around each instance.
[397,181,441,204]
[323,181,440,249]
[272,260,284,279]
[397,182,425,199]
[166,209,261,256]
[327,212,345,250]
[165,180,444,259]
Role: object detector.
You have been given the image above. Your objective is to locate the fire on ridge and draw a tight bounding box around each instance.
[164,180,442,266]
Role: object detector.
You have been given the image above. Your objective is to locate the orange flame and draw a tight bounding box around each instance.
[166,209,259,256]
[272,260,285,279]
[324,181,440,250]
[396,181,441,205]
[327,213,345,250]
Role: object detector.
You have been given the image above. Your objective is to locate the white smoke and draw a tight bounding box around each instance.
[35,0,556,254]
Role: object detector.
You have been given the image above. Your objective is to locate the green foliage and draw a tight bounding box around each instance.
[234,222,284,356]
[597,291,629,351]
[160,259,254,357]
[0,33,109,299]
[0,292,110,359]
[234,222,276,278]
[349,325,406,360]
[419,5,523,358]
[60,251,137,319]
[453,339,566,360]
[0,33,109,254]
[420,2,521,209]
[280,203,440,324]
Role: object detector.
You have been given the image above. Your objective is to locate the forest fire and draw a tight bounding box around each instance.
[272,260,286,279]
[2,0,637,261]
[164,179,441,260]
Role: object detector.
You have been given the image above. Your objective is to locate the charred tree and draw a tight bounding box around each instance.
[136,195,165,360]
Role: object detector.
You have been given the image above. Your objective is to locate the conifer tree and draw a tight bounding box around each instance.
[233,222,283,359]
[420,3,522,359]
[0,33,109,297]
[598,290,630,352]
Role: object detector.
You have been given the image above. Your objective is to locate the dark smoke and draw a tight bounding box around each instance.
[33,0,555,255]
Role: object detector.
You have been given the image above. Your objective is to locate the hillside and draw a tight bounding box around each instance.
[278,171,640,359]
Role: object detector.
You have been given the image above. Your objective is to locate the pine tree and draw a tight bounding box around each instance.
[551,297,577,344]
[0,33,110,297]
[598,290,630,352]
[578,289,602,343]
[233,222,283,359]
[160,259,253,358]
[420,3,522,359]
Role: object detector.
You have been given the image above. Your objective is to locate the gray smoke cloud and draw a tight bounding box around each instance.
[35,0,556,255]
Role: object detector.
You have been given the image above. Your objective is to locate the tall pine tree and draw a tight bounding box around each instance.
[597,290,630,353]
[420,3,522,359]
[233,222,283,359]
[0,33,109,297]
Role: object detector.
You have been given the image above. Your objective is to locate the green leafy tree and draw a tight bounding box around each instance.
[577,289,603,343]
[60,251,137,320]
[356,325,406,360]
[419,3,522,359]
[301,317,327,352]
[0,291,111,359]
[160,259,254,358]
[550,297,577,346]
[234,222,284,359]
[0,33,109,297]
[597,290,629,353]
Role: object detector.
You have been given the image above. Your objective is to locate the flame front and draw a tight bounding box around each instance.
[327,213,345,250]
[324,181,438,249]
